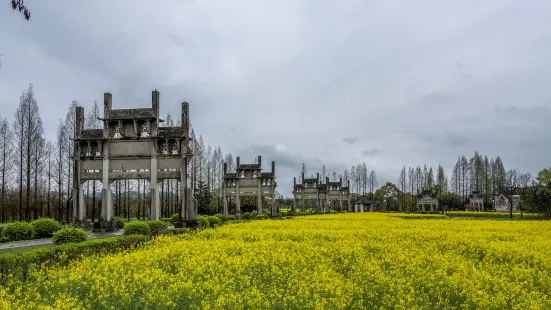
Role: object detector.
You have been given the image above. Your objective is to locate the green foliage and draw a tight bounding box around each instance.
[31,218,62,238]
[280,210,288,217]
[0,235,148,285]
[146,220,169,234]
[52,227,88,245]
[114,217,125,229]
[242,212,252,220]
[438,193,464,210]
[206,216,221,227]
[2,222,35,242]
[123,221,151,236]
[225,215,236,221]
[214,214,225,222]
[256,214,269,220]
[170,213,181,223]
[197,181,214,215]
[157,228,195,236]
[536,168,551,187]
[197,216,209,229]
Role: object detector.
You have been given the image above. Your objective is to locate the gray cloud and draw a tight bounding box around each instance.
[362,148,382,157]
[342,136,359,144]
[1,0,551,196]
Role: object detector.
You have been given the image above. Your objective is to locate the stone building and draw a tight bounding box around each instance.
[352,195,375,212]
[74,90,197,230]
[494,194,520,212]
[222,156,277,217]
[465,190,484,212]
[416,188,438,212]
[292,173,351,213]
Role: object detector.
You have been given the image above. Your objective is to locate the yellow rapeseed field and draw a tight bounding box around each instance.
[1,213,551,309]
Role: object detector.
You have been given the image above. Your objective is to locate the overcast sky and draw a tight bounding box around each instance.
[1,1,550,196]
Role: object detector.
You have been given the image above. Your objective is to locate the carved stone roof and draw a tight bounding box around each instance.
[238,164,260,170]
[294,184,303,188]
[105,108,156,120]
[353,195,374,205]
[327,182,341,186]
[158,127,184,138]
[303,178,318,183]
[80,129,103,139]
[261,172,273,178]
[417,190,438,198]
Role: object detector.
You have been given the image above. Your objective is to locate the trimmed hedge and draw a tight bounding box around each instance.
[206,216,221,227]
[197,216,209,229]
[124,221,151,236]
[52,227,88,245]
[242,212,252,220]
[170,213,181,223]
[2,222,35,242]
[146,220,169,234]
[0,235,148,284]
[256,214,269,220]
[214,214,225,222]
[114,217,125,229]
[31,218,62,238]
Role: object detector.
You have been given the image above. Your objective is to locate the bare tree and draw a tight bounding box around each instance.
[0,115,13,221]
[11,0,31,20]
[368,170,377,197]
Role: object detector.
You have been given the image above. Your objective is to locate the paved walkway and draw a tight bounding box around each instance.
[0,229,125,251]
[0,225,176,251]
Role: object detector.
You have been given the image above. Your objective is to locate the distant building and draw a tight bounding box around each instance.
[465,190,484,212]
[352,195,375,212]
[417,188,438,212]
[493,194,520,212]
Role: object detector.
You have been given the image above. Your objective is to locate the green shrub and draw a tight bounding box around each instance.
[206,216,221,227]
[2,222,35,242]
[158,228,194,236]
[330,210,338,214]
[52,227,88,245]
[146,220,169,234]
[256,214,268,220]
[280,211,288,217]
[170,213,181,223]
[242,212,252,220]
[114,217,125,229]
[214,213,225,222]
[123,221,151,236]
[226,215,236,221]
[197,216,209,229]
[31,218,62,238]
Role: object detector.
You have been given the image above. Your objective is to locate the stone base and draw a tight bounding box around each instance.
[92,220,118,232]
[173,220,200,229]
[74,220,91,229]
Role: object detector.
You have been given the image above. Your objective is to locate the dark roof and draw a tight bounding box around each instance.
[105,108,156,120]
[303,178,318,183]
[80,129,103,139]
[327,182,342,186]
[238,164,260,170]
[158,127,184,138]
[417,191,438,198]
[261,172,273,178]
[353,195,374,205]
[294,184,303,188]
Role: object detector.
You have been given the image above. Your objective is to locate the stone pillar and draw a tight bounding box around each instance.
[301,172,305,211]
[185,188,197,224]
[222,163,228,216]
[150,144,160,220]
[100,140,114,225]
[292,177,297,214]
[257,174,262,215]
[236,181,241,212]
